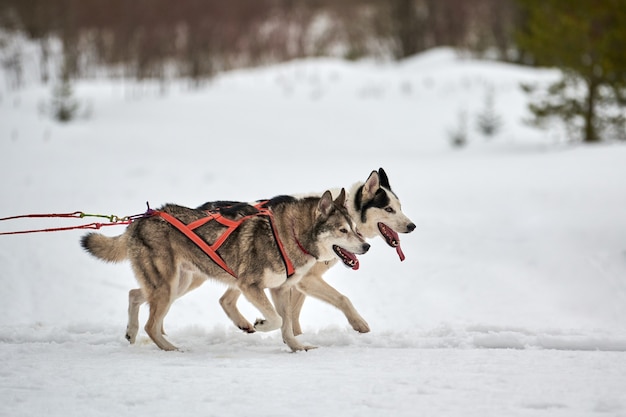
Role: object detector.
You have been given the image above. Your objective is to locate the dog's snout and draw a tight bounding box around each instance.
[362,242,371,253]
[406,223,416,233]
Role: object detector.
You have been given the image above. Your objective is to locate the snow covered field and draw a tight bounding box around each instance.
[1,48,626,416]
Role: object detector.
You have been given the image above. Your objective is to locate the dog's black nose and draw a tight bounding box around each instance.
[362,242,371,253]
[406,223,416,232]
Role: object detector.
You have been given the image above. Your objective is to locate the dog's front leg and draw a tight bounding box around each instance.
[238,283,282,332]
[271,286,316,352]
[289,288,306,336]
[219,287,255,333]
[297,273,370,333]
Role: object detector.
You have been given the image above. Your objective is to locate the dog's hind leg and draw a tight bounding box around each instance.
[219,287,255,333]
[126,288,145,344]
[144,290,177,351]
[133,261,178,351]
[296,274,370,333]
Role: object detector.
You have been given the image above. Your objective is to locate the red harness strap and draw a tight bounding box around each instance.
[151,203,295,279]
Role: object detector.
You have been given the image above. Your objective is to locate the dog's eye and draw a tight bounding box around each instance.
[339,228,348,234]
[385,207,395,213]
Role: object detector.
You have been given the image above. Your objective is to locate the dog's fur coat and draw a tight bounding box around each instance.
[81,190,370,351]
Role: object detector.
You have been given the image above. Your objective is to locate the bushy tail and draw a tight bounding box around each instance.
[80,232,128,263]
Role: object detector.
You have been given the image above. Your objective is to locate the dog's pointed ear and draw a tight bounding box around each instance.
[378,168,391,190]
[317,190,334,218]
[334,188,346,207]
[362,170,380,201]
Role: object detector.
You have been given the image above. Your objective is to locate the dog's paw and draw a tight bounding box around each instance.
[349,317,370,333]
[282,335,317,352]
[288,342,318,352]
[254,317,281,332]
[232,317,256,333]
[239,325,256,334]
[125,329,138,344]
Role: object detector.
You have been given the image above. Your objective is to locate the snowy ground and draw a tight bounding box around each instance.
[1,48,626,416]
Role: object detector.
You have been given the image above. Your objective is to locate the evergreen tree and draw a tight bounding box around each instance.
[476,86,503,138]
[51,75,78,122]
[516,0,626,142]
[50,58,79,123]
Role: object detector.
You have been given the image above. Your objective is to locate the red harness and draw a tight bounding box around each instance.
[151,202,296,279]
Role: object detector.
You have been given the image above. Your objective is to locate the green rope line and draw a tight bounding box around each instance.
[79,212,129,223]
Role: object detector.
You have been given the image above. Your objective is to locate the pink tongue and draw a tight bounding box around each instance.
[387,227,404,261]
[396,244,405,261]
[342,248,359,270]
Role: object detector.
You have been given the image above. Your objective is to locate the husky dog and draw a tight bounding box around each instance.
[81,189,370,352]
[215,168,415,336]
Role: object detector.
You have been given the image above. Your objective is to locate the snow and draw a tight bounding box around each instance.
[1,47,626,416]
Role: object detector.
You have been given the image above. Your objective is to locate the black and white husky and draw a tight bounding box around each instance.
[217,168,416,336]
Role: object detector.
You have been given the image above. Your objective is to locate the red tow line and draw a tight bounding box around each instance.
[0,208,152,235]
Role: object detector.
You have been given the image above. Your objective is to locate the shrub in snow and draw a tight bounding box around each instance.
[475,86,503,138]
[40,74,91,123]
[448,109,468,148]
[50,76,79,122]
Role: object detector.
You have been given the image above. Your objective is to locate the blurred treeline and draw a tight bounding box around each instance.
[2,0,624,141]
[0,0,520,84]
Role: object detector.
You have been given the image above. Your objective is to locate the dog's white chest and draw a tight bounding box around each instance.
[261,269,288,288]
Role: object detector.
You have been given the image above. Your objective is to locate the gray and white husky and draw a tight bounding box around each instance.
[81,189,370,352]
[216,168,416,336]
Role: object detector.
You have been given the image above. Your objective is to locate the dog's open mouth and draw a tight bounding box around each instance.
[378,222,405,261]
[333,245,360,270]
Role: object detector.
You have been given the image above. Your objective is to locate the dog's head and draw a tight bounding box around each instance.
[314,188,370,270]
[352,168,416,260]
